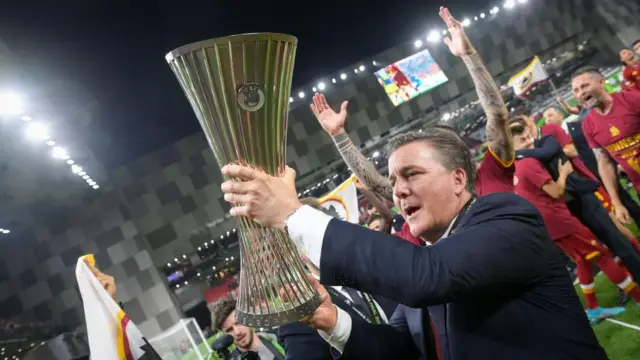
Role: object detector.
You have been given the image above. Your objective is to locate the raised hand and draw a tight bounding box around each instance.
[85,259,117,301]
[557,159,574,177]
[439,6,476,57]
[310,93,348,136]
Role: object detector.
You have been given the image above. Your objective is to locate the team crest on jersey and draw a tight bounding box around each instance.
[610,125,620,137]
[513,176,519,186]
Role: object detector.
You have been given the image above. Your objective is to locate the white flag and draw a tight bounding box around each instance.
[76,255,158,360]
[319,175,359,223]
[508,56,549,97]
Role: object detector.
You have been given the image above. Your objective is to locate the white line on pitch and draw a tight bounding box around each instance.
[605,318,640,332]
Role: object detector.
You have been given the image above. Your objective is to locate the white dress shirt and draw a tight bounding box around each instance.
[286,205,452,353]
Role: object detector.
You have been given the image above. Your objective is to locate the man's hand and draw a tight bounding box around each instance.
[614,204,632,225]
[558,159,574,177]
[439,7,476,57]
[354,177,367,191]
[85,259,117,302]
[311,93,348,136]
[221,165,301,229]
[299,275,338,334]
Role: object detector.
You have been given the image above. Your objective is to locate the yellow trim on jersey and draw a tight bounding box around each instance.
[487,145,515,168]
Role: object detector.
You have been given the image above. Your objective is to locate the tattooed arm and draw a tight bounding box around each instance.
[333,132,394,202]
[594,147,631,223]
[440,7,513,164]
[462,53,513,163]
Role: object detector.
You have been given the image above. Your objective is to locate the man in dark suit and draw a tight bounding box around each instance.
[219,8,605,360]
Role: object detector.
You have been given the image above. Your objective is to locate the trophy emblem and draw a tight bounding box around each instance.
[165,33,321,328]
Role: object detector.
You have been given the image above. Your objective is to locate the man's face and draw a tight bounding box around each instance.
[543,108,564,126]
[512,127,535,151]
[389,141,467,239]
[572,73,606,109]
[368,219,382,231]
[634,43,640,55]
[620,49,635,64]
[221,311,254,349]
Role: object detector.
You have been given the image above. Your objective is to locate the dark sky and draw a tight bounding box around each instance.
[0,0,483,168]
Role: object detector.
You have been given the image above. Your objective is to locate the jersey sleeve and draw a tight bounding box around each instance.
[541,124,573,148]
[581,115,599,149]
[518,158,552,189]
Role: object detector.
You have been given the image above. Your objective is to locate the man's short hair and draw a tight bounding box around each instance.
[209,298,236,331]
[632,39,640,49]
[509,120,528,136]
[384,127,476,194]
[571,66,603,80]
[543,106,565,117]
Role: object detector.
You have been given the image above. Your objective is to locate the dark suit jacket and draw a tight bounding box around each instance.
[318,193,607,360]
[278,288,397,360]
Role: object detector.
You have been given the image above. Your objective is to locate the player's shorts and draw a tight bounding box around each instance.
[555,225,607,261]
[594,186,614,212]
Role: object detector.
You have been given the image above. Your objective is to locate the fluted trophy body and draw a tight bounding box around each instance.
[166,33,321,328]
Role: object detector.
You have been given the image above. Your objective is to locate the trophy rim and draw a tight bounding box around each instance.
[165,33,298,62]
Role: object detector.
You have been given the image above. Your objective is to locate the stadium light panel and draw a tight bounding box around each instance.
[358,65,365,71]
[518,0,527,3]
[312,87,317,92]
[462,18,471,27]
[66,159,74,165]
[504,0,516,9]
[332,78,337,83]
[26,122,50,141]
[289,97,293,103]
[0,92,24,116]
[414,39,423,48]
[51,146,70,160]
[20,115,31,122]
[427,30,441,43]
[298,91,305,99]
[480,13,486,18]
[340,73,347,80]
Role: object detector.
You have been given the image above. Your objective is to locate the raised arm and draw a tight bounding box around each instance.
[594,148,631,224]
[557,96,582,115]
[440,7,513,164]
[311,94,393,202]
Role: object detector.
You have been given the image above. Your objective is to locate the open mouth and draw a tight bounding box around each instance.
[582,94,595,105]
[403,205,421,218]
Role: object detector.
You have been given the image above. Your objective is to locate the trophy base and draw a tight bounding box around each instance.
[236,293,323,329]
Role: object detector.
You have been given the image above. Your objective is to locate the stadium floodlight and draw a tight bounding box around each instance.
[504,0,515,9]
[312,87,317,92]
[46,140,55,146]
[340,73,347,80]
[358,65,365,71]
[492,6,500,14]
[26,122,50,141]
[462,18,471,27]
[78,171,86,176]
[92,184,100,190]
[474,16,478,21]
[289,97,293,103]
[414,39,423,48]
[372,61,377,66]
[20,115,31,122]
[332,78,336,83]
[480,12,486,18]
[354,69,359,74]
[0,92,24,116]
[442,112,452,121]
[427,30,441,43]
[298,91,305,99]
[518,0,527,3]
[442,29,447,35]
[51,146,70,160]
[82,174,89,180]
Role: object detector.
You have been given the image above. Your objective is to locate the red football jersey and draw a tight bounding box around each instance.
[582,91,640,191]
[475,146,515,197]
[514,158,584,240]
[540,123,598,181]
